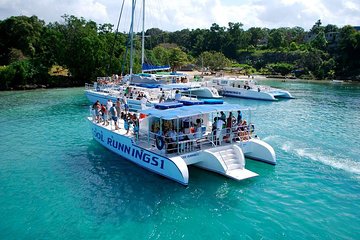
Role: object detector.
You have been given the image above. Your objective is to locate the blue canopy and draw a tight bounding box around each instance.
[178,99,204,105]
[154,101,183,109]
[133,83,161,88]
[159,84,190,90]
[142,63,171,72]
[140,103,253,120]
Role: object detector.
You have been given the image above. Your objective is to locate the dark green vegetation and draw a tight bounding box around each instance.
[1,16,359,90]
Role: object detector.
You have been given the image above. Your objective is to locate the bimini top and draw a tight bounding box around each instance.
[140,103,253,120]
[159,84,190,90]
[142,63,171,72]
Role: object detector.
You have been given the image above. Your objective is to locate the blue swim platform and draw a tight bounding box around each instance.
[202,99,224,104]
[178,99,204,105]
[154,101,183,109]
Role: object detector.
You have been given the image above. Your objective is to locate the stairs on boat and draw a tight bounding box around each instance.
[194,145,258,180]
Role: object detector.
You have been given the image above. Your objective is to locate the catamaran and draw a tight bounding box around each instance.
[88,0,275,185]
[88,101,276,185]
[204,77,294,101]
[84,0,221,104]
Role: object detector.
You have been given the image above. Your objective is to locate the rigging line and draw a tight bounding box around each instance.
[122,0,137,76]
[108,0,126,76]
[129,0,136,77]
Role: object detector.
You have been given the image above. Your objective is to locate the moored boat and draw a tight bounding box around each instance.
[88,102,276,185]
[203,77,294,101]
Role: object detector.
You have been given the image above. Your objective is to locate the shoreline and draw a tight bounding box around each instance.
[177,70,358,84]
[1,73,358,91]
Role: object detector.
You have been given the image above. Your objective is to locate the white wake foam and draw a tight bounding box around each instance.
[281,142,292,152]
[295,148,360,176]
[262,135,280,142]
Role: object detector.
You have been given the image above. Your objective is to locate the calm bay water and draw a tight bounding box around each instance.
[0,81,359,239]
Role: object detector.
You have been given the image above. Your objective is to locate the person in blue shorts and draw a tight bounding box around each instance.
[110,103,119,130]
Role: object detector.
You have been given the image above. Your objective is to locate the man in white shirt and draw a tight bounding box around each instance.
[167,128,177,153]
[140,95,148,110]
[175,90,182,101]
[215,117,225,145]
[123,95,129,113]
[106,99,113,112]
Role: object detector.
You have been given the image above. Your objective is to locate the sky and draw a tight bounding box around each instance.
[0,0,359,31]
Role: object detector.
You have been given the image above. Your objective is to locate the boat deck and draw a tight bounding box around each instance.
[91,118,250,163]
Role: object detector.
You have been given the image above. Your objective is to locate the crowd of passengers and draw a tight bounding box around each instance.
[121,86,181,104]
[92,98,254,152]
[151,110,254,153]
[92,99,139,136]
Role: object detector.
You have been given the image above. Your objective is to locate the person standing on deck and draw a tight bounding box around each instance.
[106,99,112,120]
[110,103,119,130]
[123,94,129,113]
[159,90,166,103]
[93,100,101,123]
[220,111,226,122]
[237,110,242,125]
[175,90,182,101]
[140,94,149,110]
[106,99,112,112]
[115,98,121,117]
[100,104,107,125]
[215,117,225,145]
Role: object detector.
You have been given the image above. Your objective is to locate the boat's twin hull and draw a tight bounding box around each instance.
[240,139,276,165]
[220,87,277,101]
[181,88,222,99]
[89,119,276,185]
[214,86,293,101]
[89,118,189,185]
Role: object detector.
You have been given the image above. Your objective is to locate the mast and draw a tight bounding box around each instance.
[141,0,145,73]
[129,0,135,79]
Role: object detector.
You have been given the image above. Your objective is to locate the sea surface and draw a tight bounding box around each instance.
[0,80,359,239]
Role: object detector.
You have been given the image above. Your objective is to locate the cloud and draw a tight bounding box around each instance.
[0,0,359,31]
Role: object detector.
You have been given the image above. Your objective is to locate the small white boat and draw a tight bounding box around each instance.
[332,80,345,83]
[85,81,221,111]
[88,102,276,185]
[204,77,294,101]
[163,83,222,99]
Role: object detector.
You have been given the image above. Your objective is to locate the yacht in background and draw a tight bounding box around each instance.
[203,77,294,101]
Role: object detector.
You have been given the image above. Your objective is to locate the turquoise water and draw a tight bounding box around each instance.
[0,82,359,239]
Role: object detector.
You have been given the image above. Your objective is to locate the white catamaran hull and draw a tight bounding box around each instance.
[239,139,276,165]
[88,118,267,185]
[220,87,277,101]
[89,118,189,185]
[204,77,294,101]
[181,87,222,99]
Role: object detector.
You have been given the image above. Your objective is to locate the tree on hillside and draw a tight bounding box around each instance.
[266,62,294,75]
[149,45,170,65]
[196,51,230,72]
[223,22,245,59]
[169,29,191,52]
[268,29,286,49]
[247,27,267,47]
[144,28,169,49]
[168,47,188,71]
[336,25,360,76]
[310,30,327,50]
[188,28,207,55]
[310,19,324,34]
[0,15,45,65]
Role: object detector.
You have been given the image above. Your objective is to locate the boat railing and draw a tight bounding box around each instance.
[85,83,94,90]
[142,124,253,156]
[89,108,254,155]
[143,130,215,155]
